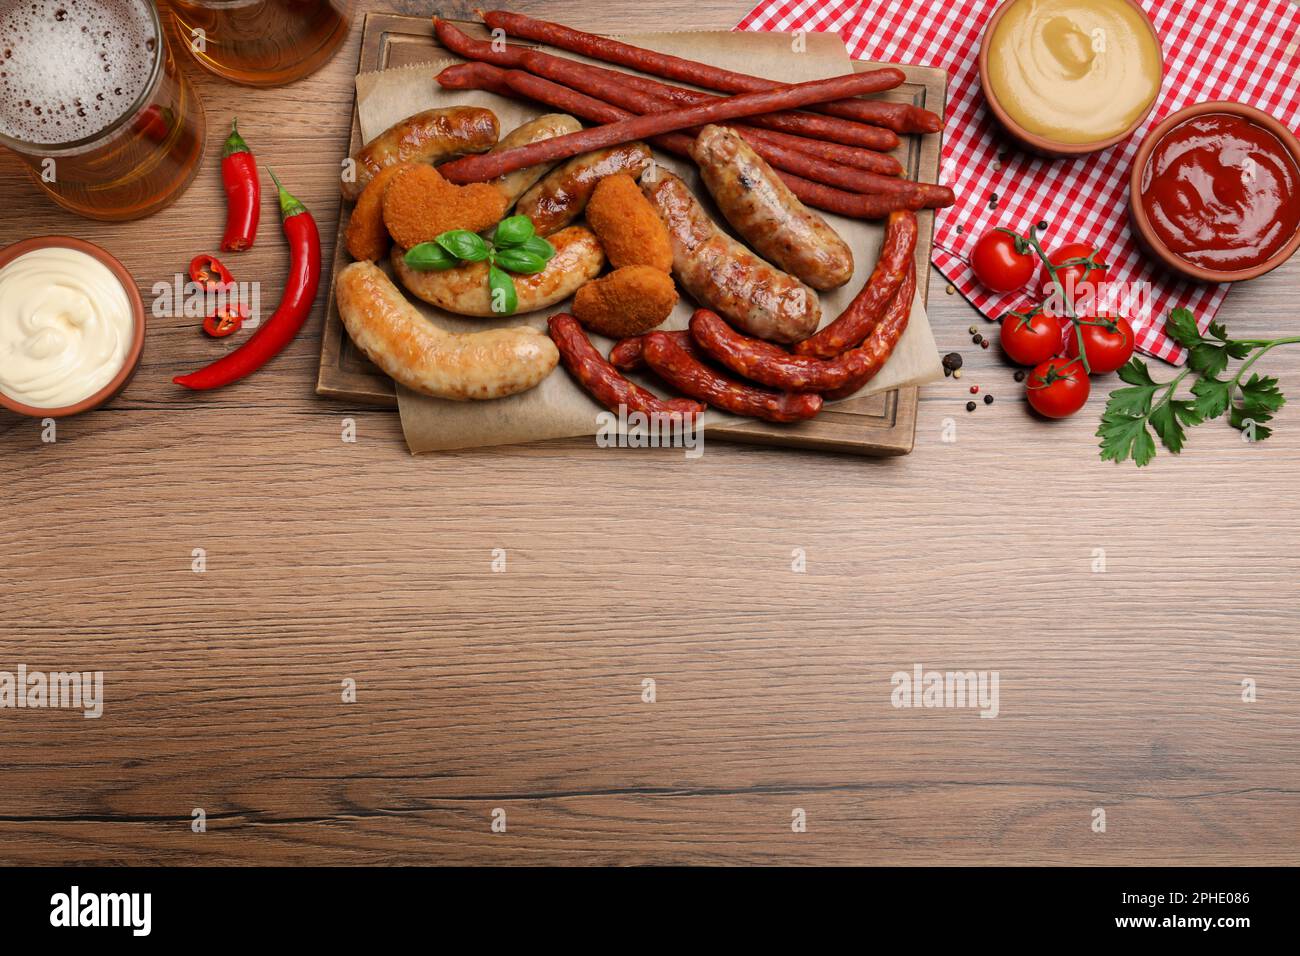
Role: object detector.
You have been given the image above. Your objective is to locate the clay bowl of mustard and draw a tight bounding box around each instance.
[0,236,146,418]
[979,0,1164,158]
[1129,102,1300,284]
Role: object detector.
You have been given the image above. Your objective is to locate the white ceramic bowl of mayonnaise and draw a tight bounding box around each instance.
[0,236,145,417]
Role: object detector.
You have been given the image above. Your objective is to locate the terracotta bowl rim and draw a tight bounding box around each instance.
[1128,100,1300,283]
[0,235,146,418]
[978,0,1165,157]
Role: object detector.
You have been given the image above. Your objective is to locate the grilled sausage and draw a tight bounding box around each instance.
[488,114,583,207]
[343,106,500,201]
[641,170,819,344]
[794,210,917,358]
[548,314,705,418]
[692,124,854,291]
[516,142,653,235]
[641,331,822,422]
[392,225,604,317]
[334,261,557,401]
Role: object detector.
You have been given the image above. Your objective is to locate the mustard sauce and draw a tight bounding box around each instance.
[987,0,1162,145]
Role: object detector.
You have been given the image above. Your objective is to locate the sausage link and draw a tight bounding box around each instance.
[516,143,653,235]
[345,106,499,200]
[479,11,934,133]
[436,68,915,184]
[692,125,854,291]
[824,262,916,401]
[434,64,937,220]
[642,332,823,423]
[489,114,584,207]
[689,310,855,391]
[436,18,905,153]
[548,315,705,418]
[609,330,694,370]
[643,170,820,344]
[794,210,919,358]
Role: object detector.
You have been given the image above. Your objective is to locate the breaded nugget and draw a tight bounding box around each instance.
[345,162,412,262]
[585,173,673,272]
[572,265,678,338]
[381,164,509,249]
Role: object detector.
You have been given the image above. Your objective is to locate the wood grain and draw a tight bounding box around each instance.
[1,0,1298,866]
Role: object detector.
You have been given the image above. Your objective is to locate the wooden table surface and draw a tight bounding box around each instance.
[2,0,1297,866]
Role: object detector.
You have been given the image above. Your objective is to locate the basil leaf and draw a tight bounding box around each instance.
[404,242,459,271]
[488,265,518,314]
[436,229,490,262]
[493,215,536,247]
[517,235,556,261]
[494,247,549,275]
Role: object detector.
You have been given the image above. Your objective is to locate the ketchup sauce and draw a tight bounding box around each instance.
[1140,113,1300,272]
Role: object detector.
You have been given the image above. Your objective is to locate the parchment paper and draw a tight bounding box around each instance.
[351,30,944,453]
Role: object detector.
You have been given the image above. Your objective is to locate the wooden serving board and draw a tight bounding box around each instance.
[317,13,947,455]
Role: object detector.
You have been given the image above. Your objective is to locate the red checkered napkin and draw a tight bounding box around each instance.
[739,0,1300,364]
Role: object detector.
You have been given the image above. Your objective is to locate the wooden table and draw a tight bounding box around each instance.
[2,0,1297,866]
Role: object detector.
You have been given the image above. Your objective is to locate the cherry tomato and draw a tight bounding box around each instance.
[1000,307,1063,367]
[1039,242,1109,297]
[203,305,246,339]
[971,228,1035,294]
[1064,314,1135,375]
[1026,357,1090,419]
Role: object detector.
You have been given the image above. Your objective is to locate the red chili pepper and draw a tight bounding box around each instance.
[174,171,321,391]
[220,119,260,252]
[190,253,234,291]
[203,305,246,339]
[132,104,172,143]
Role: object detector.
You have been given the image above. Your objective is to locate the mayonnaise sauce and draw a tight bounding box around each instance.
[0,247,134,408]
[987,0,1162,145]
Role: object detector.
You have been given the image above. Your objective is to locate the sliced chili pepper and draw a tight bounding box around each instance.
[203,305,246,339]
[189,253,235,291]
[174,170,321,391]
[220,119,261,252]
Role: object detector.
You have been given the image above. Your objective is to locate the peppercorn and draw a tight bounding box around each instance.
[981,340,990,350]
[984,394,994,405]
[968,325,978,335]
[942,352,963,372]
[972,333,984,345]
[953,369,963,379]
[970,385,979,394]
[946,284,955,295]
[1014,369,1026,382]
[966,401,977,412]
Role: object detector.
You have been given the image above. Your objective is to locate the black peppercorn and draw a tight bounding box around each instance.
[984,394,994,405]
[966,401,977,412]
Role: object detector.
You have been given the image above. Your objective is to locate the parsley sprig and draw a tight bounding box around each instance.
[404,215,555,315]
[1098,308,1299,466]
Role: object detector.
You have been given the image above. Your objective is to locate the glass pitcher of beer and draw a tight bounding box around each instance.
[0,0,206,221]
[167,0,351,87]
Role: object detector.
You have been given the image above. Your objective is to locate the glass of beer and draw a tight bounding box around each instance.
[167,0,351,87]
[0,0,206,221]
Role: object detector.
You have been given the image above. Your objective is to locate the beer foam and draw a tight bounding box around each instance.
[0,0,155,144]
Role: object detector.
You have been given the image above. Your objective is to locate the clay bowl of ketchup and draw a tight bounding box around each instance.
[1130,102,1300,283]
